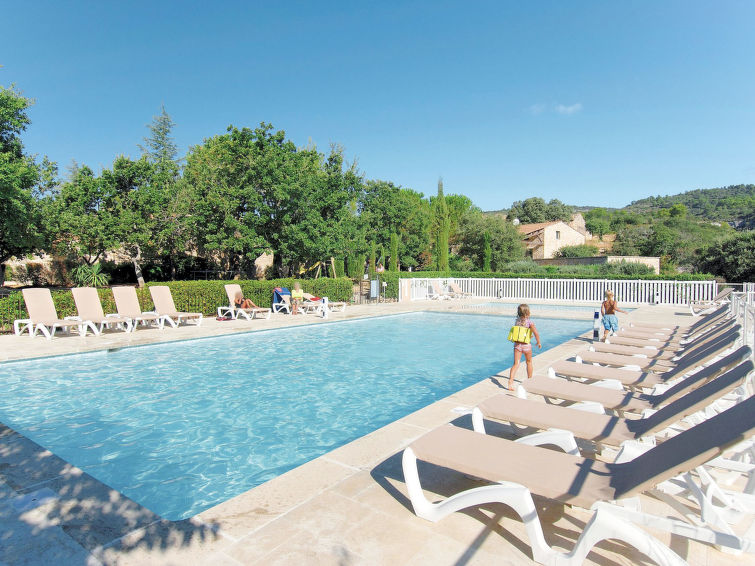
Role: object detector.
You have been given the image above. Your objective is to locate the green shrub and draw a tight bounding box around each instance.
[555,244,600,258]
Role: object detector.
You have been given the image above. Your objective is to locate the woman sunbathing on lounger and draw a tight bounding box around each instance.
[234,292,260,310]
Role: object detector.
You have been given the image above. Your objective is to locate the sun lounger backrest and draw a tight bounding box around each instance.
[687,305,729,333]
[112,286,143,317]
[71,287,105,320]
[22,288,59,321]
[149,286,177,314]
[655,346,752,404]
[683,318,735,350]
[225,284,241,307]
[627,360,754,437]
[671,325,740,374]
[614,394,755,499]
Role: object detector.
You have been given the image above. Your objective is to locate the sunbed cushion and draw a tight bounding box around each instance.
[410,425,619,508]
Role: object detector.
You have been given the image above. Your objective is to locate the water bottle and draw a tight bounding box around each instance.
[593,311,600,340]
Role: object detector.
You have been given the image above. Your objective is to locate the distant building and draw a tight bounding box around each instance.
[517,220,586,259]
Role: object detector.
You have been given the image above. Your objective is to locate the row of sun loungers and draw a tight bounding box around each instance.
[14,286,203,339]
[402,303,755,564]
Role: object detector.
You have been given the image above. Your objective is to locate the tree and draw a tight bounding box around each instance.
[185,124,361,277]
[389,232,399,271]
[445,193,473,243]
[50,165,119,265]
[139,105,179,168]
[508,197,547,223]
[482,231,492,271]
[698,231,755,281]
[360,180,431,269]
[432,178,450,271]
[458,210,525,270]
[0,85,49,265]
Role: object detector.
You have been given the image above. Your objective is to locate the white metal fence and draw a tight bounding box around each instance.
[401,277,719,305]
[731,292,755,357]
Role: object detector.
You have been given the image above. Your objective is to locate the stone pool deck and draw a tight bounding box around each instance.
[0,301,746,565]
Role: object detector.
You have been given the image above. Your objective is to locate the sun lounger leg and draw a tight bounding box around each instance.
[564,506,688,566]
[34,324,53,340]
[593,500,755,554]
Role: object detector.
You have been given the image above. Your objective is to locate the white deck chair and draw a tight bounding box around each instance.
[403,396,755,562]
[149,286,203,328]
[219,284,271,320]
[71,287,133,333]
[18,288,98,339]
[111,286,166,330]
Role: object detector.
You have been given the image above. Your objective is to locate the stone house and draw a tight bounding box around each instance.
[517,220,587,259]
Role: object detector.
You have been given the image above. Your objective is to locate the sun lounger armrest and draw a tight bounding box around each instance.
[570,401,606,414]
[513,429,581,455]
[593,379,624,390]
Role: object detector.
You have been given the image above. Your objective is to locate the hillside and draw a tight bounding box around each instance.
[625,184,755,225]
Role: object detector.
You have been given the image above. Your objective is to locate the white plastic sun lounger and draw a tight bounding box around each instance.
[111,286,166,330]
[552,328,741,389]
[576,325,741,372]
[473,360,753,449]
[690,287,733,316]
[71,287,133,334]
[592,318,736,359]
[522,346,751,415]
[403,396,755,562]
[18,288,98,340]
[149,286,203,328]
[218,284,271,320]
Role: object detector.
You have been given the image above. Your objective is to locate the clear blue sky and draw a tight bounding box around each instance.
[4,1,755,210]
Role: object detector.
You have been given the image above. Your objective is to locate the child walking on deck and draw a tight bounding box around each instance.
[507,304,542,391]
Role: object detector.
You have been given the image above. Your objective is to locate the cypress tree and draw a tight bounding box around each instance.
[390,233,399,271]
[483,231,492,271]
[433,178,450,272]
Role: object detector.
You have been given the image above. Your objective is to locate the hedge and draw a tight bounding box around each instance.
[0,278,354,333]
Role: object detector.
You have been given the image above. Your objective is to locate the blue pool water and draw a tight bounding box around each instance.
[474,302,634,314]
[0,312,589,520]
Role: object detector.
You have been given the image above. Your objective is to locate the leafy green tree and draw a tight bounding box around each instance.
[185,124,360,277]
[360,180,431,268]
[445,193,473,243]
[545,199,573,221]
[698,231,755,281]
[482,231,492,271]
[509,197,548,223]
[0,85,50,265]
[51,165,119,265]
[458,210,524,270]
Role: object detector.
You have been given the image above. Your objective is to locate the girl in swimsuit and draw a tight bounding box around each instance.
[507,304,542,391]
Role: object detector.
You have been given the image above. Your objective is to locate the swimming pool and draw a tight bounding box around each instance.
[0,312,589,520]
[467,302,634,314]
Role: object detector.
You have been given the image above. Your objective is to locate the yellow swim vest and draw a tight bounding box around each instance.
[507,325,532,344]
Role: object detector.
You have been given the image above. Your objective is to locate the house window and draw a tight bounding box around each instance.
[555,231,561,240]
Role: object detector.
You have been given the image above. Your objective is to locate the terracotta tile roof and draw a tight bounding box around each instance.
[516,221,560,235]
